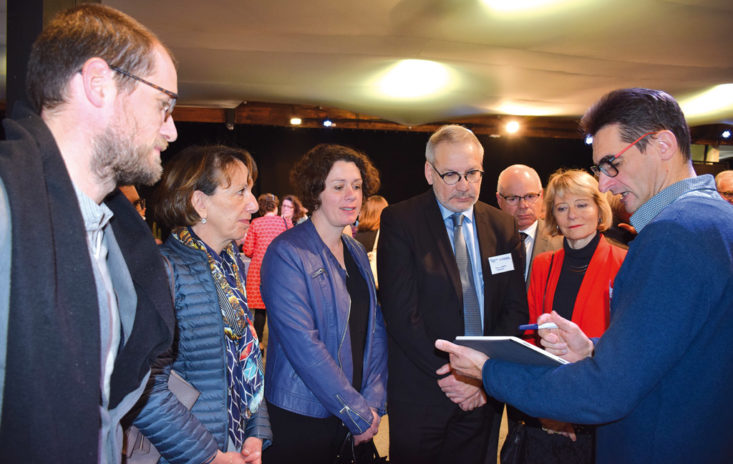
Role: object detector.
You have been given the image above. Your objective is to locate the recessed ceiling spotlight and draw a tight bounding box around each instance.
[290,117,302,126]
[505,121,520,134]
[323,119,334,128]
[585,135,594,145]
[722,129,731,139]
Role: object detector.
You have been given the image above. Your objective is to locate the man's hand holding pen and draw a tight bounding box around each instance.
[536,312,594,362]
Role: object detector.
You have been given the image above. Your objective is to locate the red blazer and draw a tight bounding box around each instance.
[527,235,626,340]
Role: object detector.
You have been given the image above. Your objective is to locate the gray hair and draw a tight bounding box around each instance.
[425,125,484,163]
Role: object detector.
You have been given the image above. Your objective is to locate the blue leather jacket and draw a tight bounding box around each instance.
[260,220,387,434]
[133,237,271,464]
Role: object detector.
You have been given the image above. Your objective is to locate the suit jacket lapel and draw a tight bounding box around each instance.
[422,191,463,302]
[473,202,497,319]
[529,219,563,281]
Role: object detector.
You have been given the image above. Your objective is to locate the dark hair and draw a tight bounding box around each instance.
[580,88,691,160]
[358,195,389,232]
[153,145,258,228]
[257,193,279,215]
[282,194,306,222]
[290,144,380,212]
[26,4,172,113]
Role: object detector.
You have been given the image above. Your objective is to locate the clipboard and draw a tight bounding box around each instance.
[454,336,569,367]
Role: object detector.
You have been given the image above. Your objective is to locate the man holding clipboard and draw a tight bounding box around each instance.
[436,88,733,464]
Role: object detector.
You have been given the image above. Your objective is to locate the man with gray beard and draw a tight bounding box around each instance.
[0,4,178,463]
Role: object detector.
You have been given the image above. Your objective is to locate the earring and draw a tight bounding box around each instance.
[598,216,602,224]
[201,218,207,224]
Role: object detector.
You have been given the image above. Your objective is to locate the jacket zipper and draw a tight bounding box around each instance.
[338,292,351,370]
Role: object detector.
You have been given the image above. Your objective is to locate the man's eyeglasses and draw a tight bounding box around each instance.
[109,64,178,121]
[498,192,541,205]
[589,131,657,178]
[430,163,484,185]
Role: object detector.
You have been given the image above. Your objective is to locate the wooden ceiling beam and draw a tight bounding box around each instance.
[0,99,728,144]
[171,101,586,139]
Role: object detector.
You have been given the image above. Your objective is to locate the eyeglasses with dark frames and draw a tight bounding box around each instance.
[589,131,657,178]
[498,192,541,205]
[109,64,178,121]
[430,163,484,185]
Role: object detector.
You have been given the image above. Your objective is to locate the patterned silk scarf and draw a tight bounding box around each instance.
[176,227,264,448]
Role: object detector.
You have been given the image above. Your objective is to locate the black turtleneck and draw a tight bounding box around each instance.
[552,232,601,320]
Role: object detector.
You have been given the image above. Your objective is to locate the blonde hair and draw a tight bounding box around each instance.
[543,169,612,236]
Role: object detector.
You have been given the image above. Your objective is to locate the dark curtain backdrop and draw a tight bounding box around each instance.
[159,122,593,208]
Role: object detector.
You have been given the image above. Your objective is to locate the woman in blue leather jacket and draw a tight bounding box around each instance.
[260,144,388,463]
[133,145,271,464]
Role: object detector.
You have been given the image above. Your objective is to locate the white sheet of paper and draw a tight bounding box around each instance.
[488,253,514,274]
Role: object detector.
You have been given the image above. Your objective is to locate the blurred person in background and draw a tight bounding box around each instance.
[243,193,291,345]
[281,194,308,224]
[354,195,388,288]
[715,170,733,205]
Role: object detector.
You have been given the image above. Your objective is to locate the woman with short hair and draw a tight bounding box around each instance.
[518,169,626,464]
[134,145,270,464]
[260,144,387,464]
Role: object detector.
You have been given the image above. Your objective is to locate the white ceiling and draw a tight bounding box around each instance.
[56,0,733,126]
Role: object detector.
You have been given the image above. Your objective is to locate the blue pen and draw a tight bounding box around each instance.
[518,322,558,331]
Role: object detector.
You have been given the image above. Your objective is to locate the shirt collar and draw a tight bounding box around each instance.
[73,184,113,233]
[630,174,719,233]
[520,220,539,240]
[436,197,475,225]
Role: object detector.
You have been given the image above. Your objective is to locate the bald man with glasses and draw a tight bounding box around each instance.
[497,165,563,282]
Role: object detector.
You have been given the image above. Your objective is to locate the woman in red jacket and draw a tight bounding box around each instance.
[520,169,626,464]
[243,193,291,346]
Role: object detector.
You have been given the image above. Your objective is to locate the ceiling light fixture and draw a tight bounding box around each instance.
[323,119,334,128]
[505,120,520,134]
[722,129,731,139]
[496,103,561,116]
[585,135,594,145]
[481,0,575,12]
[290,117,302,126]
[680,84,733,119]
[378,59,451,99]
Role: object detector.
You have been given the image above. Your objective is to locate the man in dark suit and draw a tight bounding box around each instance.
[378,125,529,464]
[496,164,563,282]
